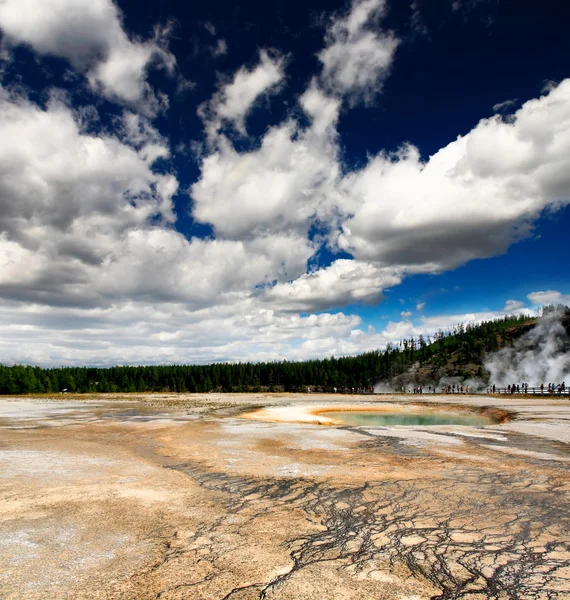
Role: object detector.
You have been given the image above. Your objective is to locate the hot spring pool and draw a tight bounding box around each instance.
[320,410,492,427]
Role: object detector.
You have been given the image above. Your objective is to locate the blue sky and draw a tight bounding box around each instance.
[0,0,569,366]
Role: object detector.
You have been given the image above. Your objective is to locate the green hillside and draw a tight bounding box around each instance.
[0,312,549,395]
[384,315,538,390]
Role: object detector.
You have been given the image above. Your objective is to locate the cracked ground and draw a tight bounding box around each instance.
[1,393,570,599]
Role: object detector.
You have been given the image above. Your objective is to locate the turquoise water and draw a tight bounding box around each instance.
[320,410,490,427]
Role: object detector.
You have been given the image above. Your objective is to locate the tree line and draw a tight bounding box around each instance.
[0,313,539,395]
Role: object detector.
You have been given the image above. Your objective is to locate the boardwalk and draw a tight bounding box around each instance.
[489,386,569,396]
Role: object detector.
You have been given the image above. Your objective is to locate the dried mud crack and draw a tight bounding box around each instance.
[2,393,570,600]
[168,458,570,600]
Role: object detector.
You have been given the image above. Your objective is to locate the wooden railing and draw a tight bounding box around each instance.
[488,387,569,396]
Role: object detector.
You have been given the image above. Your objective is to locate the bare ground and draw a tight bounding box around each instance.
[1,392,570,599]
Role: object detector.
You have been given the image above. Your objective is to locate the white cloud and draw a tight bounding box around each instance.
[89,232,317,307]
[417,307,533,334]
[2,1,570,368]
[204,22,217,36]
[493,98,517,113]
[0,297,537,368]
[0,89,180,303]
[1,79,546,366]
[293,304,535,362]
[410,0,429,37]
[318,0,399,104]
[213,39,228,57]
[527,290,570,306]
[504,299,524,311]
[0,300,362,366]
[0,86,322,315]
[262,260,402,312]
[192,84,341,242]
[192,75,570,318]
[199,50,284,139]
[0,89,175,238]
[190,9,570,326]
[336,80,570,272]
[416,302,426,311]
[0,0,175,115]
[0,65,548,370]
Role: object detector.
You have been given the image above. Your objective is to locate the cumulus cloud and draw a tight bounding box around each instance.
[504,299,524,311]
[416,302,426,311]
[199,50,284,140]
[193,55,570,316]
[336,80,570,272]
[418,306,533,332]
[2,0,570,367]
[192,0,570,321]
[1,82,357,353]
[0,0,175,115]
[0,296,536,367]
[192,84,341,243]
[318,0,399,104]
[527,290,570,306]
[191,0,397,280]
[3,83,548,366]
[0,300,362,366]
[262,260,402,312]
[0,88,176,303]
[0,89,175,237]
[0,66,548,371]
[0,86,316,313]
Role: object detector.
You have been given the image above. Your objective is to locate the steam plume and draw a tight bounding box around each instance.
[484,309,570,387]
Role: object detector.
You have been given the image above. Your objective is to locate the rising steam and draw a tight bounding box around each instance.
[484,309,570,387]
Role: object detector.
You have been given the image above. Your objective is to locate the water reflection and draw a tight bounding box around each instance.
[320,411,490,427]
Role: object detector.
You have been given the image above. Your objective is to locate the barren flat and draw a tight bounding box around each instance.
[1,393,570,599]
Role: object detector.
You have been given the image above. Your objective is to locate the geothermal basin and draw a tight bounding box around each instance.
[1,392,570,599]
[317,409,493,427]
[240,401,506,427]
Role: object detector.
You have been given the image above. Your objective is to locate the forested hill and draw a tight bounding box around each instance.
[0,312,550,395]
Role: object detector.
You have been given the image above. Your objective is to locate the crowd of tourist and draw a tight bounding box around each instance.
[404,385,471,394]
[401,382,569,395]
[441,384,470,394]
[488,382,567,394]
